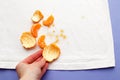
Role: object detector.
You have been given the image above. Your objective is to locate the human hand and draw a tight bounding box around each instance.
[16,50,48,80]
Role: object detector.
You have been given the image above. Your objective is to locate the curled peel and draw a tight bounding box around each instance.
[42,43,60,62]
[32,10,44,23]
[20,32,36,48]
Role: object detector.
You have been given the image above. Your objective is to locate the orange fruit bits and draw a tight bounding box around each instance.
[20,9,61,63]
[31,23,41,38]
[38,35,46,49]
[43,15,54,27]
[32,10,44,23]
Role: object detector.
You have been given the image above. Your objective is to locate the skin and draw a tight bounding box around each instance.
[16,50,48,80]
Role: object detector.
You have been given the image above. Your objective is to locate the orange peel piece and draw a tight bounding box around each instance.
[20,32,36,48]
[43,15,54,27]
[31,23,41,38]
[42,43,60,62]
[32,10,44,23]
[38,35,46,49]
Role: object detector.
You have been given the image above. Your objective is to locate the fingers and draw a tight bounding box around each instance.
[40,63,49,79]
[35,56,42,62]
[22,50,43,64]
[35,58,46,68]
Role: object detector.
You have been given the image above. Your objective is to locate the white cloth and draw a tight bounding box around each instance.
[0,0,115,70]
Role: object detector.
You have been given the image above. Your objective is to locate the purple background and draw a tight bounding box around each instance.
[0,0,120,80]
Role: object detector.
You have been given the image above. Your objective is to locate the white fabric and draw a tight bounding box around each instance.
[0,0,115,70]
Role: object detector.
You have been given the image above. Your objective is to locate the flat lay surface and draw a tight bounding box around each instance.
[0,0,115,70]
[0,0,120,80]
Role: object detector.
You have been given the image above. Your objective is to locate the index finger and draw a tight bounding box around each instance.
[22,50,43,64]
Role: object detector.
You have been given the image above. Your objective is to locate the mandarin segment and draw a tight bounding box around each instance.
[31,23,41,38]
[20,32,36,48]
[42,43,60,62]
[32,10,44,23]
[38,35,46,49]
[43,15,54,27]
